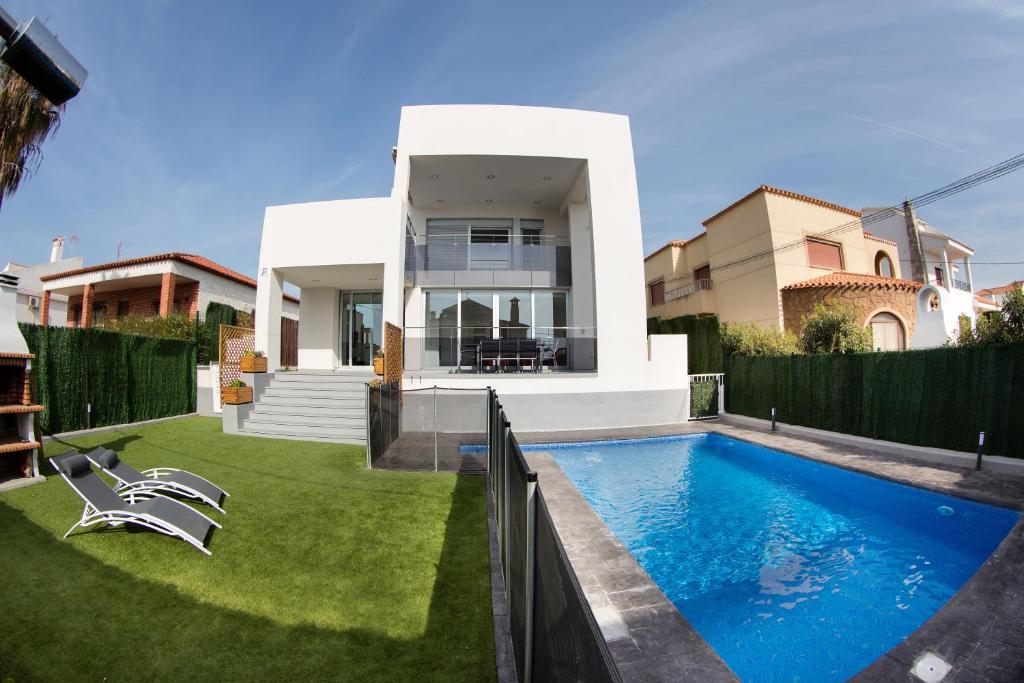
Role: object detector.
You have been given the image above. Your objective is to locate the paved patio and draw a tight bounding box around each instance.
[517,418,1024,682]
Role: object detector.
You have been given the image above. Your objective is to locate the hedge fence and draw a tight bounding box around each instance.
[19,324,197,434]
[725,343,1024,457]
[203,301,239,363]
[647,314,723,373]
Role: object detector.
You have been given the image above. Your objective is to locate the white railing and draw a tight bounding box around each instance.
[688,373,725,418]
[666,278,713,302]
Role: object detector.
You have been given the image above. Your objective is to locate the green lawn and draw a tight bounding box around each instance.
[0,416,495,682]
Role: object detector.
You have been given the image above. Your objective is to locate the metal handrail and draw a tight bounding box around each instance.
[665,278,713,301]
[952,279,971,292]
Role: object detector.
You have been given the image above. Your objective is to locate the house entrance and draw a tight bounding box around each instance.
[339,291,383,366]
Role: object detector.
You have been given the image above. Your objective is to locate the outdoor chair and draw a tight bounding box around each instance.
[498,339,521,372]
[457,340,479,372]
[50,452,221,556]
[517,339,540,372]
[85,447,229,513]
[480,340,501,372]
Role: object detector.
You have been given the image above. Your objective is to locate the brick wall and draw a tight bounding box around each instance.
[782,286,918,339]
[65,279,201,326]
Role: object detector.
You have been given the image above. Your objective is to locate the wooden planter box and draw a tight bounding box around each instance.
[222,386,253,405]
[240,356,268,373]
[373,356,385,376]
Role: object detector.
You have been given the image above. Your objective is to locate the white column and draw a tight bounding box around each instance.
[256,267,283,370]
[964,256,974,292]
[942,247,951,291]
[568,202,595,331]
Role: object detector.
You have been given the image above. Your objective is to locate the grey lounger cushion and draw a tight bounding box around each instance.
[88,447,227,509]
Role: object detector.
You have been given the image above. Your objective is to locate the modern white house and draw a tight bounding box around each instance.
[863,203,980,348]
[1,237,82,326]
[253,105,688,432]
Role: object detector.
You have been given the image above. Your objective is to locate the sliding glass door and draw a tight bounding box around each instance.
[339,292,382,366]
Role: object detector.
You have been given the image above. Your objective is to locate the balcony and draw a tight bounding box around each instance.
[405,235,572,288]
[665,278,712,301]
[952,279,971,293]
[403,326,596,374]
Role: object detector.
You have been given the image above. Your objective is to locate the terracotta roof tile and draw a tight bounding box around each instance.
[703,185,862,226]
[863,231,898,247]
[644,239,688,261]
[781,271,922,292]
[976,281,1023,297]
[39,252,300,303]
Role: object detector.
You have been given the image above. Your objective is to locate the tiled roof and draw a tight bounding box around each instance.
[40,252,300,303]
[863,231,898,247]
[781,271,922,292]
[975,294,999,306]
[644,239,688,261]
[976,281,1023,297]
[703,185,862,226]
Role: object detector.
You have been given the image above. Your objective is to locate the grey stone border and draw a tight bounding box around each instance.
[518,420,1024,682]
[41,412,198,444]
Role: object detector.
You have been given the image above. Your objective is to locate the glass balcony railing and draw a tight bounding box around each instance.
[403,326,597,374]
[405,235,572,287]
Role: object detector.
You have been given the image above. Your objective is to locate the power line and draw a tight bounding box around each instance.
[709,152,1024,273]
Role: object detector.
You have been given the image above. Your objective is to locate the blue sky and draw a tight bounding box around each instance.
[1,0,1022,290]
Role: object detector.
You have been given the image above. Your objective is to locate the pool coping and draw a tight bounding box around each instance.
[518,420,1024,682]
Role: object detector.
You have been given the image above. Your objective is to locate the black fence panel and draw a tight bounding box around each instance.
[533,489,620,683]
[366,381,400,467]
[487,389,621,683]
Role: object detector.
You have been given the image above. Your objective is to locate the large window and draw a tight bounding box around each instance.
[807,239,844,270]
[461,290,494,342]
[649,280,665,306]
[874,251,895,278]
[499,291,531,339]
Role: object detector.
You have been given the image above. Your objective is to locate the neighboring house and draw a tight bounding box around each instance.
[1,237,83,326]
[862,204,982,347]
[645,185,920,351]
[253,105,688,431]
[38,252,299,327]
[976,280,1022,308]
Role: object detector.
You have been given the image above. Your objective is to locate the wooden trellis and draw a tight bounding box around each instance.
[219,324,255,389]
[383,322,403,390]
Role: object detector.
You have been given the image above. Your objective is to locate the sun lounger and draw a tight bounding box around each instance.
[85,447,228,513]
[51,452,221,555]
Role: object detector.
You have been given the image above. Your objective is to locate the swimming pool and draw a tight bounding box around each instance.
[531,433,1020,682]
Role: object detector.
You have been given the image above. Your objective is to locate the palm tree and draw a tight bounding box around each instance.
[0,63,63,210]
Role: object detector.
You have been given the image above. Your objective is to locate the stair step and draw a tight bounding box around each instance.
[263,388,365,400]
[252,404,365,418]
[237,428,366,445]
[258,397,365,409]
[247,412,365,427]
[240,420,365,439]
[272,373,373,385]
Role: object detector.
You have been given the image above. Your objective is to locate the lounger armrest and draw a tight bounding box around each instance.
[116,488,164,504]
[144,467,225,493]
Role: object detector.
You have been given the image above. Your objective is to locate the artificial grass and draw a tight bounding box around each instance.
[0,417,495,682]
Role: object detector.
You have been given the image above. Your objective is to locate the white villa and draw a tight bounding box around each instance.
[863,204,982,348]
[253,105,688,431]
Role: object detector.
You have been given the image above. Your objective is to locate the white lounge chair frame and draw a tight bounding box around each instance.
[55,459,222,556]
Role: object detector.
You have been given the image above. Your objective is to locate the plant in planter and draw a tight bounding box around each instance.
[222,379,253,405]
[372,350,385,376]
[240,349,268,373]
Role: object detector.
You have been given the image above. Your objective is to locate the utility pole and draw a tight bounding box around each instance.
[902,199,927,283]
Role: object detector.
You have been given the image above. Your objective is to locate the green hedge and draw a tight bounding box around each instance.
[19,324,197,434]
[689,379,720,419]
[203,301,238,363]
[647,314,723,373]
[725,344,1024,457]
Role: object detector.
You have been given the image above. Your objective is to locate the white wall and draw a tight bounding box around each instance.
[297,288,340,368]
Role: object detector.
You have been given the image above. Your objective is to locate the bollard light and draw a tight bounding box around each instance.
[975,431,985,471]
[771,406,778,432]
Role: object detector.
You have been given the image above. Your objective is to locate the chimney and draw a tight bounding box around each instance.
[902,200,926,283]
[50,236,65,263]
[0,273,30,354]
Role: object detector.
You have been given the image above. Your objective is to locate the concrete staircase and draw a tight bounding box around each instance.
[239,370,373,445]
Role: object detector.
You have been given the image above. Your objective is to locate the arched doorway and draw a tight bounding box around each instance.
[869,312,905,351]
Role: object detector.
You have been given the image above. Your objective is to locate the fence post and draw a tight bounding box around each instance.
[433,385,438,473]
[365,383,371,469]
[718,374,725,414]
[486,387,492,476]
[502,418,512,588]
[524,471,538,683]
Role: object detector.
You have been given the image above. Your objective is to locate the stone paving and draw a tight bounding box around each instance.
[516,418,1024,683]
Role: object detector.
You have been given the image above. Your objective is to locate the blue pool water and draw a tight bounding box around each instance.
[535,433,1019,682]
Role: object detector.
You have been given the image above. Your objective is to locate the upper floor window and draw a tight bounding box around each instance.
[807,239,843,270]
[874,251,894,278]
[934,267,945,287]
[694,264,711,281]
[649,280,665,306]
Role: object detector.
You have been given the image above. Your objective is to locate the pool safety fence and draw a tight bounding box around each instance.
[365,383,488,472]
[487,388,621,683]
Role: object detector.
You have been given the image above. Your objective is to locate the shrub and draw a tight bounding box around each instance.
[203,301,239,362]
[103,313,196,341]
[227,379,247,388]
[947,289,1024,347]
[799,304,872,354]
[721,322,800,357]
